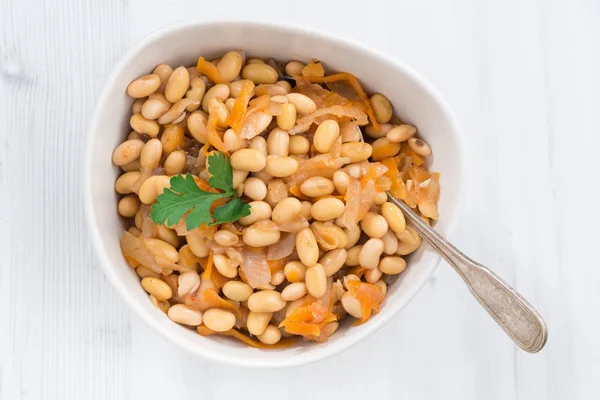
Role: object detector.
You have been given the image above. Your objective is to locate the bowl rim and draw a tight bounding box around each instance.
[83,20,467,368]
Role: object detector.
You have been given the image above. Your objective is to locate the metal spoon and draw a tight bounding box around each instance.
[386,194,547,353]
[270,60,548,352]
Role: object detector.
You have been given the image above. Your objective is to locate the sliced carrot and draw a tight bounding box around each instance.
[238,268,249,284]
[203,288,241,319]
[196,57,227,84]
[347,266,367,278]
[300,294,316,307]
[197,325,296,349]
[210,269,232,290]
[279,306,314,327]
[346,280,385,325]
[192,176,213,192]
[289,185,312,201]
[201,250,214,280]
[381,157,407,199]
[227,80,255,132]
[293,73,381,132]
[206,113,228,154]
[284,322,321,337]
[267,258,288,274]
[279,302,337,338]
[247,94,270,112]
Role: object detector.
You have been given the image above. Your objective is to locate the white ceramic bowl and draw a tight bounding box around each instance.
[84,21,466,368]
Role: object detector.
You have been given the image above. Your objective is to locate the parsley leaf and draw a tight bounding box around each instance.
[211,196,251,225]
[207,151,233,193]
[150,153,249,230]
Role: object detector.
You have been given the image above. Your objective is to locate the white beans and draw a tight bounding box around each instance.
[229,79,253,98]
[319,248,347,277]
[112,139,144,166]
[117,195,140,217]
[144,238,179,263]
[300,177,335,198]
[165,66,190,103]
[238,201,272,226]
[186,234,209,258]
[311,198,346,221]
[115,171,141,194]
[333,171,350,195]
[242,63,278,84]
[141,277,172,300]
[285,93,317,114]
[243,177,267,201]
[360,212,389,238]
[213,254,238,278]
[341,141,373,163]
[224,129,248,152]
[230,148,267,172]
[387,124,417,142]
[345,245,362,266]
[153,64,173,93]
[285,61,305,76]
[178,271,201,297]
[313,120,340,153]
[186,77,206,111]
[223,281,253,302]
[370,93,393,123]
[141,93,171,120]
[243,220,280,247]
[163,150,186,175]
[248,290,286,313]
[203,308,236,332]
[258,325,281,345]
[305,263,327,297]
[277,103,297,130]
[381,229,399,255]
[284,261,307,282]
[341,292,363,319]
[247,311,272,336]
[267,128,290,156]
[271,198,302,224]
[281,282,307,301]
[232,169,249,189]
[130,113,159,137]
[217,51,243,82]
[365,268,382,284]
[381,202,406,233]
[408,137,432,156]
[295,227,319,267]
[140,139,162,169]
[202,84,230,112]
[289,135,310,155]
[359,238,385,269]
[139,175,170,204]
[127,74,161,98]
[213,230,239,247]
[168,304,203,326]
[270,270,285,286]
[374,280,387,296]
[250,136,268,157]
[379,256,407,275]
[264,155,298,178]
[187,111,208,143]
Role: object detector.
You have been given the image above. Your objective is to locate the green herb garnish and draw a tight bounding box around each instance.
[151,152,250,230]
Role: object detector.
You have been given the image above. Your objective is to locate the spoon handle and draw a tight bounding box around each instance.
[386,194,548,353]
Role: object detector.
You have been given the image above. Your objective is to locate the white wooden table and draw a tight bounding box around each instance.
[1,0,599,399]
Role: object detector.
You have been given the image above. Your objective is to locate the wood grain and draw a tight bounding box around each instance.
[1,0,599,399]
